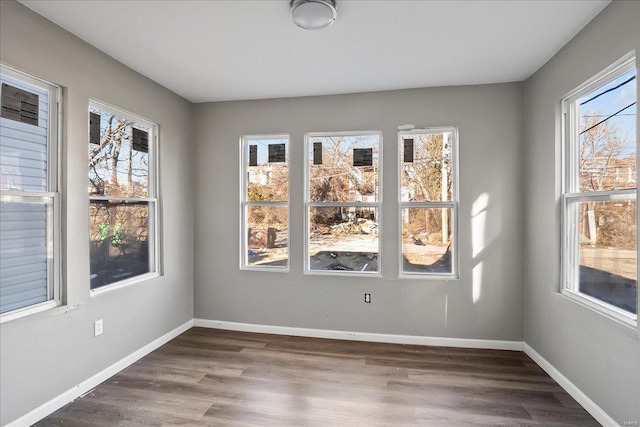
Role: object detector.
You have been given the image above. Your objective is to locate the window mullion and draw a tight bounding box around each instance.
[400,201,455,209]
[565,190,636,202]
[244,201,288,206]
[1,190,57,199]
[89,196,158,202]
[307,201,379,208]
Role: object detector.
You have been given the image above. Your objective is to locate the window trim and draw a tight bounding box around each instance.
[88,99,161,296]
[0,63,62,323]
[398,127,459,280]
[560,53,638,327]
[239,134,291,272]
[303,130,383,277]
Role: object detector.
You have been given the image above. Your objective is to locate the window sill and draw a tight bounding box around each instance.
[90,272,160,297]
[399,273,459,280]
[241,265,290,273]
[560,288,637,330]
[0,299,63,324]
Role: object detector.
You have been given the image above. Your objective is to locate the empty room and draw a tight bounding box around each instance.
[0,0,638,426]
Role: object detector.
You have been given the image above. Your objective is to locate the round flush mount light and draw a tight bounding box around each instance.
[290,0,337,30]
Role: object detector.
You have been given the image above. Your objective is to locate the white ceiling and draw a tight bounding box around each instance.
[20,0,610,103]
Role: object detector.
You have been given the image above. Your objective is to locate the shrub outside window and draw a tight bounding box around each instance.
[562,54,637,325]
[0,64,61,321]
[399,128,458,278]
[305,131,382,275]
[240,135,290,270]
[88,101,159,292]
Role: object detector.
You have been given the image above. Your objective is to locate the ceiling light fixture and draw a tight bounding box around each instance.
[290,0,337,30]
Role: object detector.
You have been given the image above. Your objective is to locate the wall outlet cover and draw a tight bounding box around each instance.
[94,319,103,337]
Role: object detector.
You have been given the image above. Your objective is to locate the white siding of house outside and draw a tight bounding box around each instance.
[0,74,51,314]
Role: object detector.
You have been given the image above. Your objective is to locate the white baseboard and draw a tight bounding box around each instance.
[6,319,194,427]
[193,318,524,351]
[523,343,618,427]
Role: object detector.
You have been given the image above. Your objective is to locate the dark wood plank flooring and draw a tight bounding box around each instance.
[35,328,598,426]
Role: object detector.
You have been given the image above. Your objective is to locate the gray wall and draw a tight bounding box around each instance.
[4,0,636,424]
[193,83,525,342]
[0,1,195,424]
[523,0,640,423]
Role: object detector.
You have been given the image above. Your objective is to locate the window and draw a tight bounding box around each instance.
[0,65,61,321]
[562,54,637,325]
[240,135,289,270]
[88,101,159,292]
[399,128,458,278]
[305,131,381,275]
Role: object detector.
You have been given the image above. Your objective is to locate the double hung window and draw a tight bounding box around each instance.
[305,131,382,275]
[399,128,458,278]
[88,101,159,292]
[562,55,637,325]
[0,65,61,320]
[240,135,290,270]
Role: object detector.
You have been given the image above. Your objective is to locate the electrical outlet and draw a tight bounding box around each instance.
[364,293,371,303]
[94,319,103,337]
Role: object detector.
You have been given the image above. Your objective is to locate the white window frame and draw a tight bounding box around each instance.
[561,53,637,327]
[304,130,383,277]
[0,64,62,323]
[88,100,161,296]
[398,127,459,279]
[239,134,290,272]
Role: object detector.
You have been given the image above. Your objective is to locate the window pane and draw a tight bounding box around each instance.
[401,132,453,202]
[309,135,379,203]
[246,138,288,202]
[246,205,288,267]
[89,200,153,289]
[89,108,149,198]
[578,69,636,192]
[309,206,378,272]
[0,77,49,192]
[577,199,637,314]
[0,198,51,313]
[401,207,452,274]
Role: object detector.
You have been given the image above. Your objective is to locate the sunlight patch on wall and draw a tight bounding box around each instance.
[473,262,483,304]
[472,193,489,258]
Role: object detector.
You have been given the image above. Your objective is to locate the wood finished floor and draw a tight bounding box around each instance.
[35,328,598,426]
